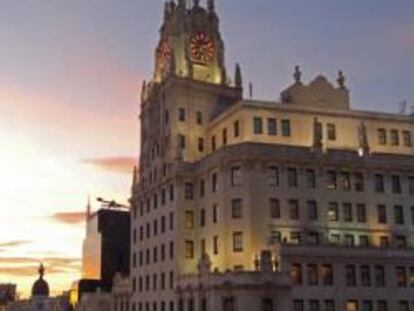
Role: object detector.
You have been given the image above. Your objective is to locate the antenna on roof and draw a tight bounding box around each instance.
[399,100,407,115]
[249,82,253,99]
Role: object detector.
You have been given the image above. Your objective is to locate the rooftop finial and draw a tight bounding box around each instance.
[337,70,346,89]
[38,263,45,279]
[294,65,302,84]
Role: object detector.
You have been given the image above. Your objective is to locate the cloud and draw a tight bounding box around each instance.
[81,156,137,174]
[0,256,81,277]
[0,240,32,248]
[49,212,86,225]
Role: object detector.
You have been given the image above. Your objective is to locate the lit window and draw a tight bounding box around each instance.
[339,172,351,191]
[307,264,318,285]
[346,301,358,311]
[327,123,336,141]
[291,264,302,285]
[184,241,194,259]
[328,202,339,222]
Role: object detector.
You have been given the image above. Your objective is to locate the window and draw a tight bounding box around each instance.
[345,265,356,286]
[231,166,242,186]
[288,168,298,187]
[223,298,235,311]
[327,171,337,190]
[291,264,303,285]
[169,212,174,230]
[354,173,364,191]
[374,174,384,192]
[213,235,219,255]
[306,169,316,188]
[178,134,186,149]
[325,300,335,311]
[361,265,371,286]
[212,204,218,223]
[359,235,369,247]
[307,264,318,285]
[322,264,333,286]
[170,184,174,201]
[390,129,399,146]
[399,301,409,311]
[377,205,387,223]
[408,177,414,195]
[268,118,277,135]
[185,241,194,259]
[307,201,318,221]
[394,205,405,224]
[377,301,387,311]
[330,234,340,244]
[362,301,373,311]
[410,267,414,286]
[396,267,407,287]
[200,209,205,227]
[268,166,279,187]
[178,108,186,122]
[375,266,385,287]
[282,119,291,137]
[185,182,194,200]
[253,117,263,134]
[270,199,280,219]
[327,123,336,140]
[293,300,304,311]
[289,199,300,220]
[392,175,402,194]
[185,211,194,230]
[396,236,407,248]
[233,232,243,252]
[344,234,355,247]
[222,128,228,145]
[309,300,320,311]
[290,231,301,244]
[356,204,367,223]
[339,172,351,191]
[379,236,389,248]
[196,111,203,125]
[231,199,243,219]
[198,138,204,152]
[262,298,273,311]
[211,172,218,192]
[211,136,216,151]
[201,239,206,255]
[328,202,339,222]
[343,203,353,222]
[233,120,240,137]
[378,128,387,145]
[403,131,412,147]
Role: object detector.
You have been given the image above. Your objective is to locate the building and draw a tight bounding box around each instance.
[0,284,16,311]
[130,1,414,310]
[73,201,131,306]
[6,265,69,311]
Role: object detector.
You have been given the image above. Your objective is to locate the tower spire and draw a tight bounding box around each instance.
[235,63,243,89]
[38,263,45,279]
[86,195,91,218]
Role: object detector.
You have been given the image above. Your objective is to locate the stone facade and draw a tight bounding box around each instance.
[130,1,414,311]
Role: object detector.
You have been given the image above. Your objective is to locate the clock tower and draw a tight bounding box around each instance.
[154,0,227,85]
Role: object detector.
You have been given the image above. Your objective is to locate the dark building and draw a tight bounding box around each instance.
[82,208,130,282]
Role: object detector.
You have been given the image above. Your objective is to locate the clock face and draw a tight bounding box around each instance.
[190,32,215,64]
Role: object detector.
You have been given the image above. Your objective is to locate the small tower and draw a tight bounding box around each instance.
[337,70,346,89]
[294,65,302,84]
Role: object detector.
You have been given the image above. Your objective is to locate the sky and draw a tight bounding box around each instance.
[0,0,413,298]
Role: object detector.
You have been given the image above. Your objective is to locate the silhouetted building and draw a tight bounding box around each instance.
[0,284,16,311]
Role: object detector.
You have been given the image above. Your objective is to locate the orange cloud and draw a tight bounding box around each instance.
[49,212,86,225]
[0,240,32,248]
[81,156,137,174]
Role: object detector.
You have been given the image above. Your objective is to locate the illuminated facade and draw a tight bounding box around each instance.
[130,1,414,310]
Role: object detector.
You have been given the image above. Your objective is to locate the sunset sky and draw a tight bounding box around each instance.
[0,0,413,297]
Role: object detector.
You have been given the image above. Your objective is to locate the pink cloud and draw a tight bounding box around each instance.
[81,156,137,174]
[49,212,86,225]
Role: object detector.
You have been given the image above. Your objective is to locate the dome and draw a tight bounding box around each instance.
[31,264,50,297]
